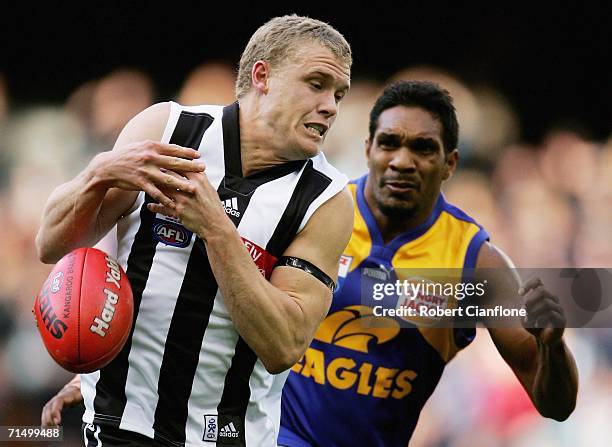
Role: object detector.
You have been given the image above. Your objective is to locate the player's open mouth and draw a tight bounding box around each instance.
[304,123,328,138]
[384,181,419,193]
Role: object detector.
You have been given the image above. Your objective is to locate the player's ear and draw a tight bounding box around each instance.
[251,61,270,94]
[442,149,458,181]
[365,138,372,168]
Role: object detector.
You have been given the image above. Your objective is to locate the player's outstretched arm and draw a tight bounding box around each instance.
[478,242,578,421]
[149,184,354,373]
[41,375,82,427]
[36,102,204,264]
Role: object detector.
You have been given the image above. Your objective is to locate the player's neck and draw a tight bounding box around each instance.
[365,184,437,244]
[375,209,434,244]
[238,99,297,177]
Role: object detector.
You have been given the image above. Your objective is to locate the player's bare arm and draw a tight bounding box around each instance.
[36,102,204,263]
[148,185,354,373]
[477,242,578,421]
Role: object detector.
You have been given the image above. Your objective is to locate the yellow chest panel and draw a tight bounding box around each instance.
[340,180,488,362]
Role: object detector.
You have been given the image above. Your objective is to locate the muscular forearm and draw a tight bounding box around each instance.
[205,226,319,373]
[37,104,204,264]
[532,339,578,421]
[36,163,107,263]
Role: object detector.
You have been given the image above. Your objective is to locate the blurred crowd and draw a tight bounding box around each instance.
[0,64,610,446]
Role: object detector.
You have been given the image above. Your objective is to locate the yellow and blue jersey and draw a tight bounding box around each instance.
[279,175,489,447]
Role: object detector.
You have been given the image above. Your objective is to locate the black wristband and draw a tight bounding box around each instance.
[274,256,336,292]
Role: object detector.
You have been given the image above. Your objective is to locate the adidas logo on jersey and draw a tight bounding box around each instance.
[219,421,239,438]
[222,197,240,217]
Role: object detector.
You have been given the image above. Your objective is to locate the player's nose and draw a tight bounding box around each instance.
[389,148,417,171]
[317,91,338,118]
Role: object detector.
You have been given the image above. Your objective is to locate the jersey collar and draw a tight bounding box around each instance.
[355,174,445,254]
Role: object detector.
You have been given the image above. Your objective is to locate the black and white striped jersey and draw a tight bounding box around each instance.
[80,102,348,447]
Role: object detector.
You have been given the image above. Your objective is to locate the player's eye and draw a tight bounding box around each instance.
[412,139,438,153]
[378,136,399,149]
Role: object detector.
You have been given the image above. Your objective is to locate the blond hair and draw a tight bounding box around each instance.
[236,15,352,99]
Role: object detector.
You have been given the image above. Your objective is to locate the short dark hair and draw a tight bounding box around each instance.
[369,80,459,153]
[236,15,352,99]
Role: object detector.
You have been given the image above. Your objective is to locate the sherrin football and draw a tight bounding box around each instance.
[33,247,134,373]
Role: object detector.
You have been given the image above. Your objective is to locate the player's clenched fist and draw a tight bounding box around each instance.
[520,277,567,346]
[147,170,230,241]
[89,140,205,208]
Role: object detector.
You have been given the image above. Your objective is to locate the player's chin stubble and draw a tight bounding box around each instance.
[378,202,419,219]
[375,192,419,219]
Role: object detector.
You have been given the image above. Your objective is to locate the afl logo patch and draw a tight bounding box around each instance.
[152,221,192,248]
[51,271,64,293]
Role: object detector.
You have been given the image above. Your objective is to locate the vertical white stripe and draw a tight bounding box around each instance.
[82,423,88,446]
[197,110,225,189]
[232,197,238,210]
[82,194,145,424]
[237,165,306,248]
[184,294,238,443]
[116,192,145,270]
[244,363,289,446]
[93,424,102,446]
[119,236,195,435]
[160,102,183,144]
[81,371,100,424]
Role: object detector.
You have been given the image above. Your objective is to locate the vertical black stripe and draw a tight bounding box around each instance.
[266,160,332,257]
[152,238,217,444]
[215,338,257,447]
[170,111,214,148]
[93,196,158,422]
[222,103,242,177]
[92,110,214,426]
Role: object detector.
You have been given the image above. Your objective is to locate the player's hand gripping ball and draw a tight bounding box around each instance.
[33,248,134,373]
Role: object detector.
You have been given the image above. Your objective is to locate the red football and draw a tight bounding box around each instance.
[33,247,134,373]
